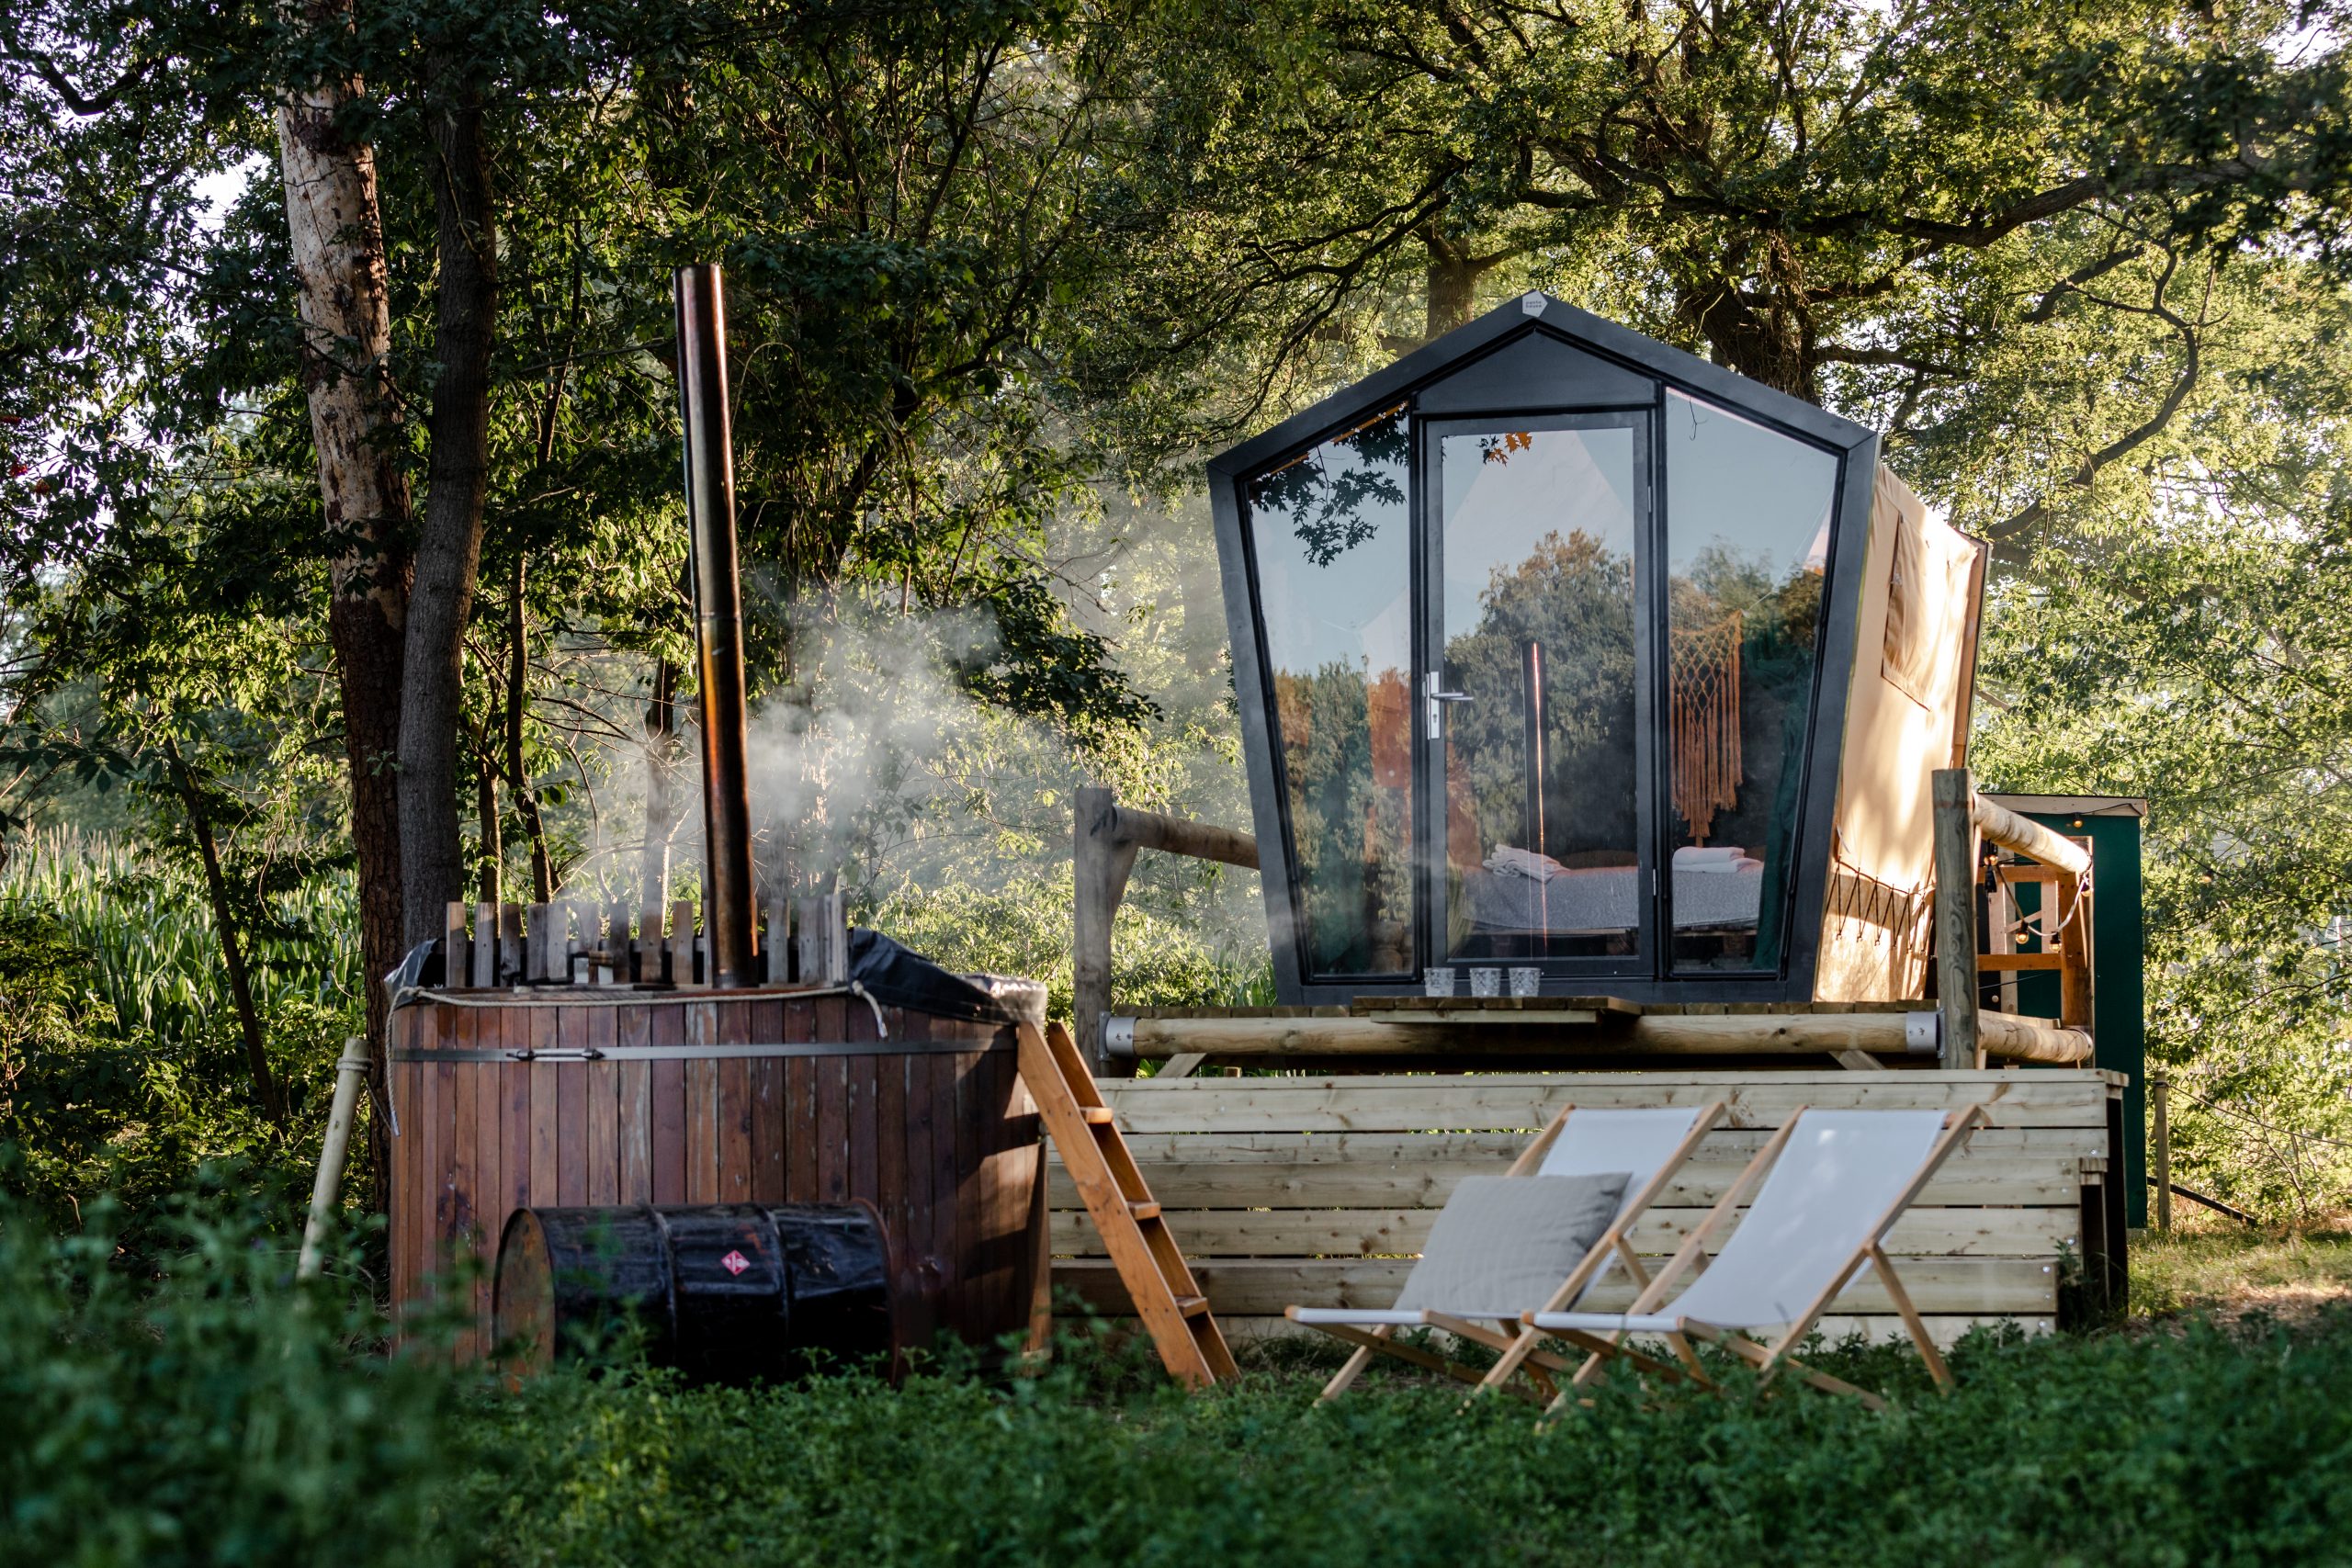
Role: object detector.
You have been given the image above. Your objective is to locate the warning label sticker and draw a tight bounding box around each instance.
[719,1249,750,1276]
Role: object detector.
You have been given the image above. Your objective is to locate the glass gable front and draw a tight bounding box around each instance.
[1218,298,1879,1002]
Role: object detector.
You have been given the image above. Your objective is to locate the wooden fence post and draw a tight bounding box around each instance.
[1073,785,1139,1078]
[2153,1076,2173,1233]
[1931,767,1980,1071]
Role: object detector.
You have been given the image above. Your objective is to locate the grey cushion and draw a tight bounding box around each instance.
[1392,1172,1630,1316]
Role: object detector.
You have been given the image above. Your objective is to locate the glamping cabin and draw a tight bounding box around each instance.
[1204,290,1982,1008]
[1050,295,2144,1348]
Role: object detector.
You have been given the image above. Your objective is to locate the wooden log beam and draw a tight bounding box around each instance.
[1971,794,2091,876]
[1107,1009,2091,1066]
[1976,1010,2096,1066]
[1110,805,1260,870]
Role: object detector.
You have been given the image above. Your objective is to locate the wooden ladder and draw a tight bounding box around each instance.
[1018,1021,1238,1388]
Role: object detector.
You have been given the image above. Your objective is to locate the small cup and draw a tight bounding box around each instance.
[1510,966,1543,998]
[1470,966,1502,998]
[1422,967,1456,998]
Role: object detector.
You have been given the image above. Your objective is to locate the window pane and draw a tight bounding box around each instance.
[1663,389,1838,972]
[1246,407,1414,976]
[1438,426,1641,962]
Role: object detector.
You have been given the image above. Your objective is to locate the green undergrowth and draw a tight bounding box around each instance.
[456,1312,2352,1568]
[10,1190,2352,1567]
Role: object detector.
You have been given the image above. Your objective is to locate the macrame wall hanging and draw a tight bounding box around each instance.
[1670,612,1744,844]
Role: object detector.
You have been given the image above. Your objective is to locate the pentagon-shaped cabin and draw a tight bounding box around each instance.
[1206,292,1984,1007]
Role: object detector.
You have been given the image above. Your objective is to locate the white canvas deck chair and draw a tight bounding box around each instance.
[1521,1105,1990,1414]
[1285,1102,1725,1404]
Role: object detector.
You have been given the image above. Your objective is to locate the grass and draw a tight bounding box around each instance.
[2131,1220,2352,1322]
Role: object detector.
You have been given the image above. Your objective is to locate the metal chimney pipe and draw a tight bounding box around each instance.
[673,264,758,987]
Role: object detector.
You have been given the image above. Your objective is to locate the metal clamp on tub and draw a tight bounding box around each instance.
[505,1047,606,1063]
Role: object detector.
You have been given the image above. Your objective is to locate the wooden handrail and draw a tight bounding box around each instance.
[1933,768,2096,1069]
[1072,786,1259,1075]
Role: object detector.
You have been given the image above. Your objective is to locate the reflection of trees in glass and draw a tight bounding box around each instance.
[1247,408,1408,568]
[1446,530,1638,864]
[1271,661,1412,975]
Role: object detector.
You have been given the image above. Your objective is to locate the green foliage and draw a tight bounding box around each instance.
[3,829,359,1043]
[0,1193,459,1568]
[0,832,361,1247]
[458,1314,2352,1567]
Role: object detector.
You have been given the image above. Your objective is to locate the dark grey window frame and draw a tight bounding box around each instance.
[1209,297,1879,1006]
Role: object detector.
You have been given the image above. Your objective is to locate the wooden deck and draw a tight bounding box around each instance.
[1046,1067,2123,1348]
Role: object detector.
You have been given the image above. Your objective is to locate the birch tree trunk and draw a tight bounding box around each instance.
[274,7,413,1206]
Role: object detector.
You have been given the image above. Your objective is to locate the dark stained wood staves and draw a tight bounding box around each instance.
[388,992,1041,1362]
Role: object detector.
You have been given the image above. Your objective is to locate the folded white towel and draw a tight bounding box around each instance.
[1484,845,1566,883]
[1673,846,1747,872]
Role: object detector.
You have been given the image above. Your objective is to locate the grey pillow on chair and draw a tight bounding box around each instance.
[1392,1172,1630,1316]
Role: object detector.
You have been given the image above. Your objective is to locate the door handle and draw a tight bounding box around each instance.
[1423,672,1472,738]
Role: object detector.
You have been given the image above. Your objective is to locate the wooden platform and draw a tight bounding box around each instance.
[1046,1068,2123,1348]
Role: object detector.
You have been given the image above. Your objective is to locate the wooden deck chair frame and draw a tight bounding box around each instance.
[1525,1104,1991,1416]
[1291,1100,1726,1405]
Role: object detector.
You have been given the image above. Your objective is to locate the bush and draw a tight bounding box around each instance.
[0,1193,460,1568]
[458,1313,2352,1567]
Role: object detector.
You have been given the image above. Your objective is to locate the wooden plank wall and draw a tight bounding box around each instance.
[389,995,1040,1361]
[1046,1070,2119,1348]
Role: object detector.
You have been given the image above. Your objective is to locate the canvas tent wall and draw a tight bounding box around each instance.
[1817,466,1987,1000]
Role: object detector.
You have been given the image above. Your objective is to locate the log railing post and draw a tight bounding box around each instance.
[2152,1076,2173,1233]
[1074,786,1139,1077]
[1931,767,1981,1071]
[1072,788,1259,1078]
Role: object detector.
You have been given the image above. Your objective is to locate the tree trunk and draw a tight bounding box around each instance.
[398,55,501,948]
[274,10,413,1210]
[165,744,281,1127]
[504,556,555,902]
[473,736,501,907]
[640,658,681,907]
[1423,227,1483,342]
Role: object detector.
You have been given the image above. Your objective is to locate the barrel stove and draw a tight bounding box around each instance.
[388,975,1045,1363]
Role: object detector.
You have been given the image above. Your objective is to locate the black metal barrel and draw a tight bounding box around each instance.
[495,1202,897,1382]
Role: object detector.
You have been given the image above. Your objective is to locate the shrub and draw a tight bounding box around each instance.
[457,1313,2352,1567]
[0,1193,461,1568]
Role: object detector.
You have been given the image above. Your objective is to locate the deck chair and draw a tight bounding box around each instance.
[1522,1104,1989,1414]
[1285,1102,1725,1404]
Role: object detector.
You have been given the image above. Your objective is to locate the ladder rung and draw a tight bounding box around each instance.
[1175,1294,1210,1317]
[1128,1200,1161,1221]
[1079,1106,1115,1124]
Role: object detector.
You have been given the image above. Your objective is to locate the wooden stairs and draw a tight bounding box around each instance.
[1018,1021,1238,1387]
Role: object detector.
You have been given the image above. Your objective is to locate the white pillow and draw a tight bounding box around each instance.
[1392,1172,1629,1316]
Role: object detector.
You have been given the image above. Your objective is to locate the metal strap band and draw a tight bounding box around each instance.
[388,1039,1001,1065]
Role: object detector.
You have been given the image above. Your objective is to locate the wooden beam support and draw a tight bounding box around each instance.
[1107,1008,2089,1066]
[1074,789,1259,1079]
[1971,794,2092,876]
[1932,768,1981,1070]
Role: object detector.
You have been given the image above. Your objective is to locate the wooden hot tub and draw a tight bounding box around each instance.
[387,981,1043,1362]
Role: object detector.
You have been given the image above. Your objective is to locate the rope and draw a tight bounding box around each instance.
[1668,612,1743,842]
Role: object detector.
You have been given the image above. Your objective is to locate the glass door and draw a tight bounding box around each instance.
[1420,414,1654,974]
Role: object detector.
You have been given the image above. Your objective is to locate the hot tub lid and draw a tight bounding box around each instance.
[848,928,1046,1028]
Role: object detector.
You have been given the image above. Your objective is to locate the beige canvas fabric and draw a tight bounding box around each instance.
[1816,466,1985,1000]
[1391,1171,1628,1316]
